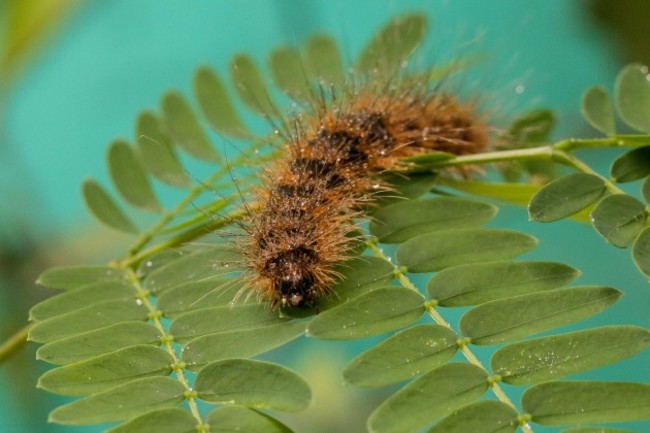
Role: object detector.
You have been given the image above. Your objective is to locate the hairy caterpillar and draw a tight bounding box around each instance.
[237,78,489,309]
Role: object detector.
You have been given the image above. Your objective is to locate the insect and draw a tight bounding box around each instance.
[238,83,489,309]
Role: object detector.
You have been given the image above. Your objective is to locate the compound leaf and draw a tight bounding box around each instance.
[428,261,579,306]
[195,359,311,412]
[528,173,606,222]
[36,322,161,366]
[230,53,277,116]
[370,197,497,243]
[523,381,650,425]
[38,345,173,396]
[590,194,647,247]
[581,86,615,135]
[615,63,650,133]
[29,299,148,344]
[36,266,128,291]
[307,287,425,340]
[82,179,137,233]
[136,111,190,187]
[106,408,196,433]
[342,324,458,388]
[397,228,537,273]
[108,139,161,211]
[268,47,312,102]
[29,281,135,321]
[633,227,650,278]
[356,12,427,77]
[492,326,650,385]
[182,321,305,371]
[428,400,519,433]
[161,91,219,161]
[611,146,650,183]
[304,34,344,87]
[460,286,622,345]
[367,363,489,433]
[194,66,251,138]
[207,406,293,433]
[49,376,186,425]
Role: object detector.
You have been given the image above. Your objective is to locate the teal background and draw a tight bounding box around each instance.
[0,1,648,432]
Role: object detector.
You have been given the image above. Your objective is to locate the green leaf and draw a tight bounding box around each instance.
[207,406,293,433]
[590,194,647,247]
[610,146,650,183]
[106,408,196,433]
[304,34,344,87]
[528,173,606,222]
[143,245,240,294]
[460,286,622,345]
[397,228,537,273]
[581,86,616,135]
[523,381,650,425]
[49,376,186,425]
[38,345,173,396]
[615,63,650,133]
[428,400,519,433]
[369,197,497,243]
[82,179,137,233]
[510,109,555,145]
[108,139,161,211]
[356,13,427,76]
[342,324,458,388]
[230,54,277,116]
[29,281,135,321]
[136,249,184,278]
[169,303,284,342]
[157,278,246,318]
[319,257,395,310]
[374,172,438,206]
[492,325,650,385]
[268,46,312,101]
[28,299,148,343]
[36,322,160,365]
[136,111,190,187]
[438,178,541,208]
[643,176,650,202]
[161,91,219,162]
[36,265,128,290]
[428,261,580,306]
[367,363,489,433]
[182,321,305,371]
[633,227,650,278]
[307,287,425,340]
[194,66,251,138]
[195,359,311,412]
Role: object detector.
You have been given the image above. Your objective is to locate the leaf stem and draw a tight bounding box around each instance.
[0,323,32,365]
[124,268,206,429]
[125,140,275,259]
[365,240,534,433]
[118,208,251,269]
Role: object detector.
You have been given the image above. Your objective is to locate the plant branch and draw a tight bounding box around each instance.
[0,323,32,365]
[365,239,535,433]
[125,140,276,259]
[124,268,207,431]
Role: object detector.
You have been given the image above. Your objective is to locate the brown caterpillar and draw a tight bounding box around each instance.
[236,80,489,309]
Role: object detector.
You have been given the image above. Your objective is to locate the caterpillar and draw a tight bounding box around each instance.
[237,79,489,309]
